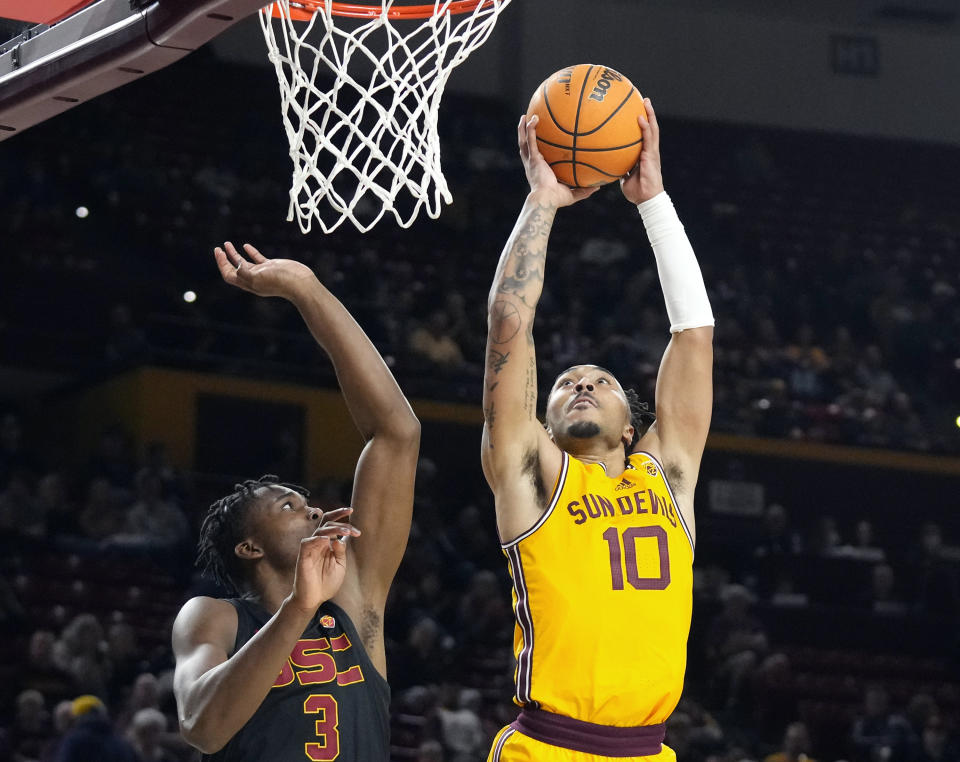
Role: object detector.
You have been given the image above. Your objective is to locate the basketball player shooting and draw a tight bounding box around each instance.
[482,101,714,761]
[171,243,420,761]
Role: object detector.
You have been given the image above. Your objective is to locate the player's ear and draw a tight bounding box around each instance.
[544,422,556,442]
[235,539,264,561]
[621,423,635,450]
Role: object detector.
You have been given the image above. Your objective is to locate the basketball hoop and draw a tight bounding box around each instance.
[259,0,514,233]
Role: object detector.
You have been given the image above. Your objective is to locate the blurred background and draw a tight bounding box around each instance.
[1,1,959,760]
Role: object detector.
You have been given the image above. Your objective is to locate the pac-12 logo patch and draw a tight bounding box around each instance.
[645,462,659,477]
[320,615,336,629]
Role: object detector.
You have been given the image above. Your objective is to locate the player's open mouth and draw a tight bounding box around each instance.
[570,396,597,410]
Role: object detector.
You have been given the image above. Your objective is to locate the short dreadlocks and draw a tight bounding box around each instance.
[624,387,656,454]
[196,475,309,595]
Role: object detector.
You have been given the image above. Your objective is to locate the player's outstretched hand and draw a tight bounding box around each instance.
[620,97,664,205]
[214,242,316,301]
[519,115,599,208]
[287,507,361,616]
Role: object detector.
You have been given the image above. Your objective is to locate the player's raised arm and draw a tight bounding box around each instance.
[621,99,714,514]
[482,116,597,540]
[214,243,419,616]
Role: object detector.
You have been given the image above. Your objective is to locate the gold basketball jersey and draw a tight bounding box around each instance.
[502,450,694,727]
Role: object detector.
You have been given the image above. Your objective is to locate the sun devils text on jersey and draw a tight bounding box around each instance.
[501,450,694,727]
[201,598,389,762]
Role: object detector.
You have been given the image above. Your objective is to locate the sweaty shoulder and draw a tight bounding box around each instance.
[172,596,239,656]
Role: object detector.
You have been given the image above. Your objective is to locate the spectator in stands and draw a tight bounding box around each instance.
[36,471,80,540]
[55,695,138,762]
[42,700,75,762]
[914,522,959,618]
[78,478,128,541]
[10,689,50,762]
[810,516,841,556]
[754,504,803,558]
[855,345,899,406]
[125,708,176,762]
[752,653,799,745]
[54,613,111,698]
[915,714,959,762]
[850,684,909,762]
[408,309,466,372]
[105,620,147,702]
[87,426,136,492]
[705,584,769,710]
[391,616,453,691]
[437,687,484,762]
[902,693,939,758]
[417,739,445,762]
[764,721,816,762]
[22,630,77,705]
[753,503,803,599]
[113,468,189,549]
[115,672,160,733]
[866,564,907,616]
[0,472,40,538]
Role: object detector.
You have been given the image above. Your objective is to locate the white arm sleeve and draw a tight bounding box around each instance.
[637,191,715,333]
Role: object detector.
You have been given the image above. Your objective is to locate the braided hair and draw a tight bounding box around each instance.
[196,475,309,595]
[624,387,656,455]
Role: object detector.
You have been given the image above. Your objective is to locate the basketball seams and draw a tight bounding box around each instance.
[536,136,642,153]
[570,64,595,188]
[540,83,576,137]
[578,87,641,137]
[547,160,624,179]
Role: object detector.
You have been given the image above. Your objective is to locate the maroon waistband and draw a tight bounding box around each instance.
[511,708,665,758]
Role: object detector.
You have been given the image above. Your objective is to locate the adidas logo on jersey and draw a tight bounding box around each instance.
[615,478,632,491]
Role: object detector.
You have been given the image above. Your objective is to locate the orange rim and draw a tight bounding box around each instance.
[271,1,496,21]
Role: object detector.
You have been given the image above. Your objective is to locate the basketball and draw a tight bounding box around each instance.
[527,64,646,188]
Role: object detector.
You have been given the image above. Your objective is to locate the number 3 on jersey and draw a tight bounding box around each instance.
[602,526,671,591]
[304,694,339,761]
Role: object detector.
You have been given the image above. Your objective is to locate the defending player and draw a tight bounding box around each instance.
[482,101,714,761]
[172,243,420,761]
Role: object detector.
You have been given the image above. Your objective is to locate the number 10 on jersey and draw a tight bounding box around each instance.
[602,526,671,590]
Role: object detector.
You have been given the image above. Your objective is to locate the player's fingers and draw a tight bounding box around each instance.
[526,115,540,160]
[319,506,353,523]
[312,522,361,538]
[243,243,268,264]
[517,115,529,160]
[223,241,249,275]
[213,246,235,279]
[644,97,659,150]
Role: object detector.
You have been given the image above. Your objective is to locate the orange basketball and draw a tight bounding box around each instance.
[527,64,645,188]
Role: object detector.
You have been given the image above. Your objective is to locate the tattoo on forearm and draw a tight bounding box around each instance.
[490,301,521,344]
[523,356,537,420]
[495,204,552,307]
[484,401,496,428]
[488,349,510,374]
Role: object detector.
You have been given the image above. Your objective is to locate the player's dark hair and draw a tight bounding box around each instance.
[196,475,309,595]
[624,387,656,455]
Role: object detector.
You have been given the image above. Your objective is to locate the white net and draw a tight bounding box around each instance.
[259,0,514,234]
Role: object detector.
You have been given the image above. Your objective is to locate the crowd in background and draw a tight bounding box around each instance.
[1,54,958,455]
[1,53,959,761]
[1,405,958,761]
